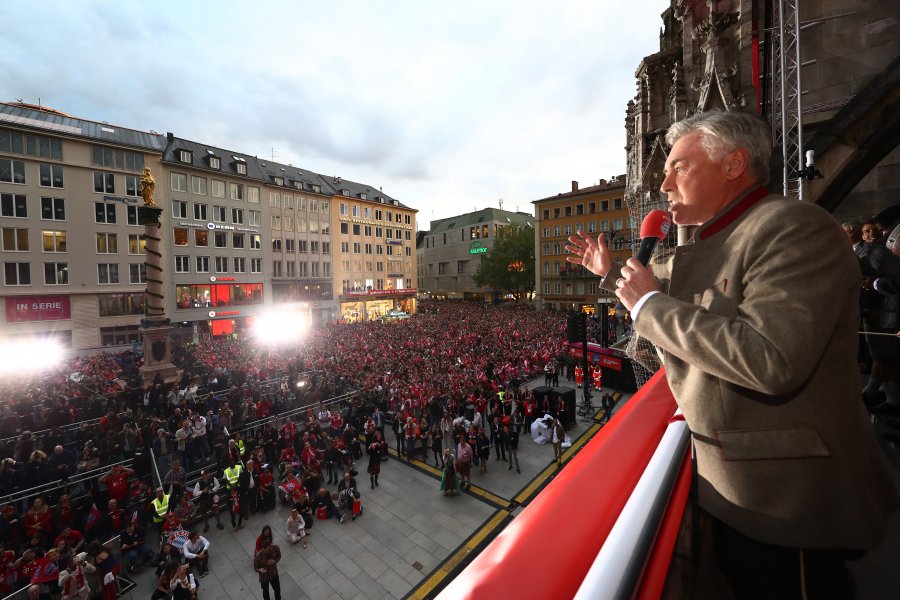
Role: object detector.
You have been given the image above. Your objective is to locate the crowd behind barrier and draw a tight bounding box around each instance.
[0,300,569,599]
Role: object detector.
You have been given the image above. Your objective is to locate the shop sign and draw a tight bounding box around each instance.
[469,241,488,254]
[179,221,257,233]
[208,310,240,318]
[5,295,71,322]
[209,277,236,282]
[387,241,403,246]
[103,195,138,205]
[344,288,416,298]
[206,222,235,231]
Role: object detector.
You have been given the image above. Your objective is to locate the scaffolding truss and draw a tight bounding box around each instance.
[769,0,804,199]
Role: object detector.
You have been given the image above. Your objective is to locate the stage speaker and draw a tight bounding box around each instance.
[566,312,585,344]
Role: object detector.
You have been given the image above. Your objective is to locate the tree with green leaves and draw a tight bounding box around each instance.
[473,224,535,302]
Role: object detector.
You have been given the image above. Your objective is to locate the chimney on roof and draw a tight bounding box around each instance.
[167,132,174,142]
[571,181,579,192]
[598,179,607,189]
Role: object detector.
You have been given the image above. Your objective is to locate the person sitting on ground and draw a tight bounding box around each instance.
[285,509,308,548]
[181,530,210,578]
[336,472,362,520]
[152,542,178,577]
[168,563,197,600]
[312,488,345,524]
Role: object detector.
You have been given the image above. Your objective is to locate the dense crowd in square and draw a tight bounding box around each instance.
[0,300,572,599]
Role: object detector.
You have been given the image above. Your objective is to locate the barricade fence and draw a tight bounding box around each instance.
[0,535,124,600]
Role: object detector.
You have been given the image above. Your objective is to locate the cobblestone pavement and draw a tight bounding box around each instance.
[119,373,622,599]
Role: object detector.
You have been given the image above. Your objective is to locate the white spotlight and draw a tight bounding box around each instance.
[0,338,65,376]
[252,307,308,346]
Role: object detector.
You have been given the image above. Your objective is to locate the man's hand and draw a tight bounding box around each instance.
[615,258,661,311]
[565,231,613,277]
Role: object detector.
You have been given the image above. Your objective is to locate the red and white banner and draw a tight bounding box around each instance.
[568,342,623,371]
[5,295,71,322]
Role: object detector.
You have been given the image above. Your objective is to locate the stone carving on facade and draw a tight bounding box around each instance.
[694,0,740,41]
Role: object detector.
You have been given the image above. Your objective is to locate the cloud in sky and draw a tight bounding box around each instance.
[0,0,667,227]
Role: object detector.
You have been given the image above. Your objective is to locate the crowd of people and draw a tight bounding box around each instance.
[0,300,570,599]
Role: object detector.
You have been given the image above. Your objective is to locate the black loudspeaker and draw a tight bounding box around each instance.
[133,451,152,480]
[567,312,585,344]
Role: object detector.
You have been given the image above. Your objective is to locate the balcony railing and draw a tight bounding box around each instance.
[437,369,691,600]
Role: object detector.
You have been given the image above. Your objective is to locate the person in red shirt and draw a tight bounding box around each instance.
[53,527,85,553]
[329,412,343,438]
[258,466,275,511]
[591,364,603,392]
[101,499,125,540]
[280,420,297,449]
[256,397,272,419]
[300,442,317,468]
[23,498,52,542]
[29,548,60,587]
[99,465,134,504]
[278,447,297,479]
[475,397,488,418]
[15,550,38,587]
[524,397,536,431]
[161,512,182,535]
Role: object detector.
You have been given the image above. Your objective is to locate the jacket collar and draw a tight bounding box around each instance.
[695,186,770,242]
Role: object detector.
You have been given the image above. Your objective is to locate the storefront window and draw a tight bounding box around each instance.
[98,292,146,317]
[175,283,263,309]
[173,228,189,246]
[100,325,141,346]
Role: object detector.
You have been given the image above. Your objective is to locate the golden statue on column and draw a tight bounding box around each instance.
[141,167,158,207]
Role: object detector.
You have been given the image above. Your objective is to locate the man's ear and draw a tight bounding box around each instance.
[723,148,750,180]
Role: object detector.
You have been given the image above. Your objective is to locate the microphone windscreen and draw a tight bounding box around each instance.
[640,209,672,240]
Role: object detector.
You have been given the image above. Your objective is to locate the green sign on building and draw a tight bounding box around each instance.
[469,241,488,255]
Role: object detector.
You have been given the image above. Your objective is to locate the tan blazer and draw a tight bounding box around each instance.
[635,191,899,549]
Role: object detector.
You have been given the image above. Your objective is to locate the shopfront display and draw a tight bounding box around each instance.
[175,283,263,309]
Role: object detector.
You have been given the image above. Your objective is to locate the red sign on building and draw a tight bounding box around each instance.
[5,295,71,322]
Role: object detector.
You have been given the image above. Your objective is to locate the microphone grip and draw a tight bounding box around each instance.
[634,237,659,267]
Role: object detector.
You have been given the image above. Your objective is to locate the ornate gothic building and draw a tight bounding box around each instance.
[625,0,900,226]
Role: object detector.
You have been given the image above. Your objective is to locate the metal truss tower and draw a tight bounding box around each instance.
[769,0,804,199]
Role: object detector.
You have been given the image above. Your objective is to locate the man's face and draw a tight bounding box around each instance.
[661,132,733,226]
[861,223,879,244]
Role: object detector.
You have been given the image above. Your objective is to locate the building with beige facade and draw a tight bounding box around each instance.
[1,101,417,350]
[417,208,534,301]
[330,178,417,322]
[533,177,631,314]
[0,102,164,350]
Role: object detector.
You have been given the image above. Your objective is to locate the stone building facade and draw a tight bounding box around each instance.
[626,0,900,228]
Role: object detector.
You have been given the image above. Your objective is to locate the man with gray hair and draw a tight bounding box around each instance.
[567,110,898,598]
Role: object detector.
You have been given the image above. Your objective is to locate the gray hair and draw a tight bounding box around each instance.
[665,110,772,184]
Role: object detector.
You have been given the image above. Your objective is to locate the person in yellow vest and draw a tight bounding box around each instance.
[224,461,247,532]
[150,487,170,534]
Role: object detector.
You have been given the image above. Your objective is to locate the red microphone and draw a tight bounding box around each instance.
[635,210,671,266]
